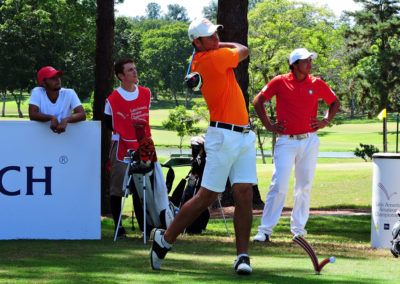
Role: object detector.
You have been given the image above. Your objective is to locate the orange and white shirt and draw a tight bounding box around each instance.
[191,48,248,126]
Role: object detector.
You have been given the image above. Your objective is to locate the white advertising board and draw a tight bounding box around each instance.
[0,121,101,239]
[371,153,400,248]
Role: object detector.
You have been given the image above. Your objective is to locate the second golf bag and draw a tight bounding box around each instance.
[129,157,175,234]
[115,134,175,242]
[170,136,210,234]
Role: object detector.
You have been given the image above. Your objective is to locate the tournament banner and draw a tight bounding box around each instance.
[0,121,101,240]
[371,153,400,248]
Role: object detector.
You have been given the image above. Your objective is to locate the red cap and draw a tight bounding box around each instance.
[37,66,64,84]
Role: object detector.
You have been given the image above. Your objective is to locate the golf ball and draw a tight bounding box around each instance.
[329,256,336,263]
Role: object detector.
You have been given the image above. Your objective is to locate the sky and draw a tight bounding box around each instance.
[115,0,362,20]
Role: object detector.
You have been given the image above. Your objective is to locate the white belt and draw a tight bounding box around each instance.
[279,133,312,140]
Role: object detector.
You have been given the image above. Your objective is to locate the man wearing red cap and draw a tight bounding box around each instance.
[29,66,86,133]
[252,48,340,242]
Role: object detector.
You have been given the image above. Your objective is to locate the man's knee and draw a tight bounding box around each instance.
[194,187,219,206]
[269,181,289,196]
[233,183,253,203]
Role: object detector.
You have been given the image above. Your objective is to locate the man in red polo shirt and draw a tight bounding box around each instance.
[252,48,340,242]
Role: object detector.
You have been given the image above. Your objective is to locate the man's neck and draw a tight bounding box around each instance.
[292,70,308,82]
[121,82,136,92]
[46,89,60,103]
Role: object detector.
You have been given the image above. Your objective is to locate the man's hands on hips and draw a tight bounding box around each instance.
[266,120,286,133]
[310,118,329,130]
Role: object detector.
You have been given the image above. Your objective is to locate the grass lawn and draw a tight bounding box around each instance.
[1,98,396,283]
[157,157,373,212]
[0,215,397,283]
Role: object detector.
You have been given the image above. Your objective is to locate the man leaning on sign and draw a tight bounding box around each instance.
[28,66,86,134]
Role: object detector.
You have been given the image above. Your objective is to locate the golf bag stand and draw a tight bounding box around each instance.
[114,150,136,242]
[114,150,173,243]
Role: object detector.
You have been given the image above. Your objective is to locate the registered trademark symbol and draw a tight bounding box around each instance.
[59,155,68,164]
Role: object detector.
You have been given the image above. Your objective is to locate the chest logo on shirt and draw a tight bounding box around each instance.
[308,89,314,95]
[117,112,127,119]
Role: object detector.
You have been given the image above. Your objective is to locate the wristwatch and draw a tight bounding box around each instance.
[322,118,330,125]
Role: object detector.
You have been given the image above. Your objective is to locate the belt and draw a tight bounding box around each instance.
[280,133,312,140]
[209,121,251,133]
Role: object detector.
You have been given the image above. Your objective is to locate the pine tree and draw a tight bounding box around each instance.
[345,0,400,113]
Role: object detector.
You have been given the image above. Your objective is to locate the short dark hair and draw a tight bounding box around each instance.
[115,58,134,81]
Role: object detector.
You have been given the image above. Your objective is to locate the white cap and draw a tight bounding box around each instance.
[289,48,317,65]
[188,18,223,42]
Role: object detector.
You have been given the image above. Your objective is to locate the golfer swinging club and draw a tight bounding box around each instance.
[150,18,257,275]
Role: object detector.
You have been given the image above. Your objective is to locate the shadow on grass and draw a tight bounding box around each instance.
[0,215,392,284]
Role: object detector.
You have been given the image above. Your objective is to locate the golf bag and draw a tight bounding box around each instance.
[115,147,175,243]
[390,210,400,258]
[170,136,210,234]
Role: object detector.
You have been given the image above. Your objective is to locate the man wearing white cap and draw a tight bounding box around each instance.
[29,66,86,133]
[252,48,340,242]
[150,18,257,275]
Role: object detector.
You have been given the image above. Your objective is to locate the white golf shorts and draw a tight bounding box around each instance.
[201,126,258,192]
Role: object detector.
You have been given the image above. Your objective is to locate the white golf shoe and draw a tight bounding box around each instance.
[234,255,252,275]
[253,231,270,242]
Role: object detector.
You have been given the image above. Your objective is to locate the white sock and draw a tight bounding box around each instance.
[161,236,172,249]
[237,254,249,259]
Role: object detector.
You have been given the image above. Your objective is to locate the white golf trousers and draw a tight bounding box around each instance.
[258,133,320,236]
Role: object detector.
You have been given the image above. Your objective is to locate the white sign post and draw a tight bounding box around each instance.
[371,153,400,248]
[0,121,101,240]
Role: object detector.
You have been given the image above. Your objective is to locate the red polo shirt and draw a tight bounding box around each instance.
[259,72,337,135]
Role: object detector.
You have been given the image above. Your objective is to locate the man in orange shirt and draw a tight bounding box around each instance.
[150,18,257,275]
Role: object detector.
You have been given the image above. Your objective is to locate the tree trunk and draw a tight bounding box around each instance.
[217,0,250,109]
[350,93,355,119]
[172,93,179,106]
[17,90,23,118]
[185,88,189,108]
[268,104,276,164]
[11,91,23,118]
[1,92,6,117]
[94,0,114,215]
[271,132,276,164]
[217,0,264,207]
[11,91,24,118]
[256,128,266,164]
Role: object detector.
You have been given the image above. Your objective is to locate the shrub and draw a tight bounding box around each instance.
[354,143,379,161]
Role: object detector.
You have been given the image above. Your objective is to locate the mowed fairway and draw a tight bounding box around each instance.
[1,99,399,283]
[0,214,398,283]
[254,159,372,209]
[318,121,399,152]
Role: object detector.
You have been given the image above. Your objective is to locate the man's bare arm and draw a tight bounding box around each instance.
[253,94,286,133]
